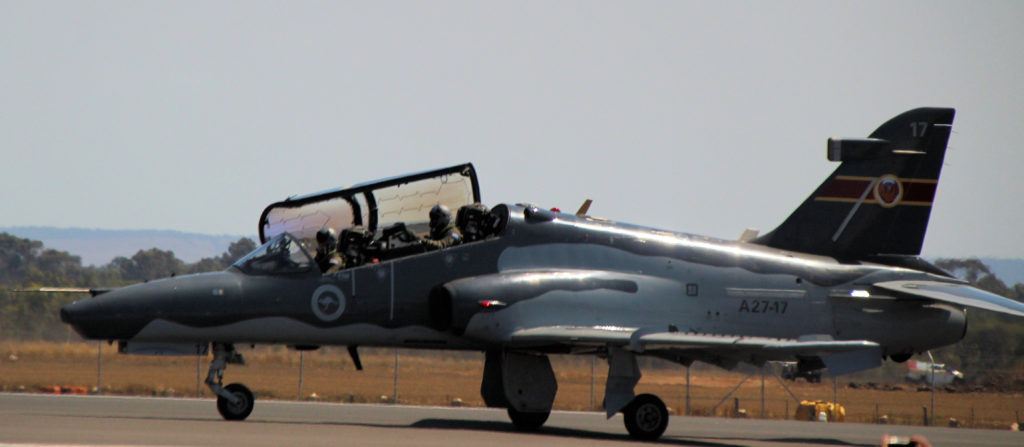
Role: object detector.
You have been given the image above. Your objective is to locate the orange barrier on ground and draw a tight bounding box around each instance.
[795,400,846,422]
[42,385,89,395]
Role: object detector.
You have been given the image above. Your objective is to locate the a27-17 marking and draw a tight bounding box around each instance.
[738,300,788,314]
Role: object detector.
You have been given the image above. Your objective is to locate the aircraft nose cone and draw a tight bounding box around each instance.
[60,295,147,340]
[61,299,98,324]
[60,298,106,336]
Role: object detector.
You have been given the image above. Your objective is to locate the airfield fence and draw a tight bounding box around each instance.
[2,341,1022,430]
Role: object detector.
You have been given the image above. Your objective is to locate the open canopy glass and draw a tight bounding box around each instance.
[258,163,480,244]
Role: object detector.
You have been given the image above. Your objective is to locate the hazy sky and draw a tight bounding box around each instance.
[2,1,1022,258]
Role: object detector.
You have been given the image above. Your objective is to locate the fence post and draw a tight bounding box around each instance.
[96,342,102,394]
[590,356,595,411]
[196,345,202,397]
[298,351,304,400]
[685,365,691,416]
[760,366,766,418]
[393,348,399,404]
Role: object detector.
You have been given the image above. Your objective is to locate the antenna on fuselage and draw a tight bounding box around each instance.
[575,199,593,217]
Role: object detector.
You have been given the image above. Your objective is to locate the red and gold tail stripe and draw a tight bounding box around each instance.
[814,175,937,207]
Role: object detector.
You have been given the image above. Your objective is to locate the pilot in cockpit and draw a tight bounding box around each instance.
[420,204,461,250]
[314,227,343,273]
[338,226,373,268]
[455,203,491,242]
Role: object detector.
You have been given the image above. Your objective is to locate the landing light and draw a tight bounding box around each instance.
[850,290,871,298]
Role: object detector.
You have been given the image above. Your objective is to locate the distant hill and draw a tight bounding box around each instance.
[0,226,255,266]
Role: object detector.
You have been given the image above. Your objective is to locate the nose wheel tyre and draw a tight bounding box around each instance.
[623,393,669,441]
[217,383,254,421]
[507,407,550,431]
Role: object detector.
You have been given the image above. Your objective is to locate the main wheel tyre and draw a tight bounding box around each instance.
[623,394,669,441]
[507,406,550,431]
[889,353,912,363]
[216,383,254,421]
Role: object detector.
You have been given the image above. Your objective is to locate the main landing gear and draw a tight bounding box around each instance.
[206,343,254,421]
[622,393,670,441]
[504,390,669,440]
[487,348,672,440]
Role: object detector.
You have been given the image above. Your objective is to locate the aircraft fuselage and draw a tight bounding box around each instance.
[62,204,966,359]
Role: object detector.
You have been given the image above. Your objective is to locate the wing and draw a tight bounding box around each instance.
[873,280,1024,318]
[509,326,880,374]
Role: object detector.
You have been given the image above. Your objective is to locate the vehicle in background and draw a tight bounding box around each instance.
[905,360,964,386]
[780,362,823,383]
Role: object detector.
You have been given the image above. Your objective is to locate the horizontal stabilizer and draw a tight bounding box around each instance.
[874,280,1024,318]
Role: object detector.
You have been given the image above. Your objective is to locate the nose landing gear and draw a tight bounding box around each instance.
[206,343,254,421]
[217,383,255,420]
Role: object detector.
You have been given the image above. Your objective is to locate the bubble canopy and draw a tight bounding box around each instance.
[259,163,480,243]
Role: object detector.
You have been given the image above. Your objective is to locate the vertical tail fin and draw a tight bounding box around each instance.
[754,108,955,260]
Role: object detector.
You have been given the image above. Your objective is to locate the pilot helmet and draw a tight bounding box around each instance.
[341,226,370,246]
[456,203,489,240]
[316,227,337,246]
[429,204,452,232]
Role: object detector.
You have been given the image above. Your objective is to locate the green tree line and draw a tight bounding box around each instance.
[0,233,256,340]
[930,258,1024,386]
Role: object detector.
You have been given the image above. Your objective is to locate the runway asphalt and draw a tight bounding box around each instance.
[1,392,1019,446]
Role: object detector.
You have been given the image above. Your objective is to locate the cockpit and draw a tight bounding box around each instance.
[232,233,314,275]
[256,163,507,272]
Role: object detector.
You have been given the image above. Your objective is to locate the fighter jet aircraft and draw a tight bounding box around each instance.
[60,107,1024,440]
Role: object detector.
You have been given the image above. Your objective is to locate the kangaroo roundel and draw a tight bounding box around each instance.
[311,284,346,321]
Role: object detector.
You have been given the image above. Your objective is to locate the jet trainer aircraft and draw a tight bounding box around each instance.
[61,108,1024,440]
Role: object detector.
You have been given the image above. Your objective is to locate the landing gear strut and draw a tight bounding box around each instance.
[206,343,253,421]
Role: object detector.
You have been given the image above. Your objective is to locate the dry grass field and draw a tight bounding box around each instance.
[1,341,1020,430]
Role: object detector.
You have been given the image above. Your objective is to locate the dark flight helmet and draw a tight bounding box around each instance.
[429,204,452,233]
[316,227,337,249]
[456,203,491,242]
